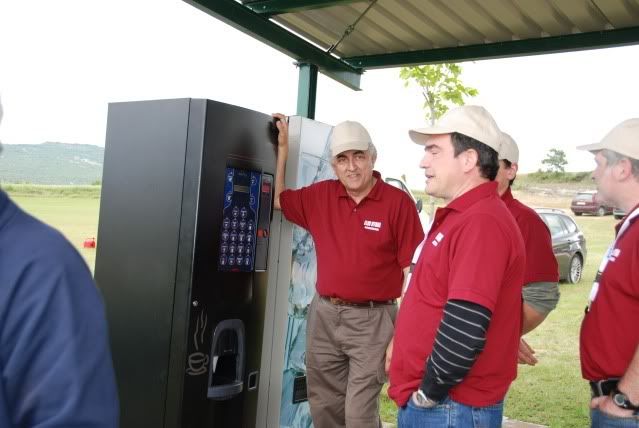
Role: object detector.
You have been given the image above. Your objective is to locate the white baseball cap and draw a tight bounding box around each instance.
[498,132,519,163]
[409,105,502,153]
[330,120,372,157]
[578,118,639,161]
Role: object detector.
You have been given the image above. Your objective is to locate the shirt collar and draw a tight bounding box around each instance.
[500,187,514,204]
[615,201,639,235]
[337,170,383,201]
[445,181,499,213]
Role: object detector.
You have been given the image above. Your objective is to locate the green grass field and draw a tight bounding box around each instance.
[9,191,100,270]
[6,185,617,427]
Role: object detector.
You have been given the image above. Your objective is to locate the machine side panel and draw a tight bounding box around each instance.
[95,99,191,428]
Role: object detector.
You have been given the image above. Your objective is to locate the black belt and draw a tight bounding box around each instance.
[320,296,396,308]
[589,378,619,397]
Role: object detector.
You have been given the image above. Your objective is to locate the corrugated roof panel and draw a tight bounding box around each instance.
[594,0,639,28]
[552,0,610,32]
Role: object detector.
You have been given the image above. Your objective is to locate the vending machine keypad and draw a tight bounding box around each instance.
[219,167,261,272]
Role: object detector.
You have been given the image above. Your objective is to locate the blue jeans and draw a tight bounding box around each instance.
[398,396,503,428]
[591,408,639,427]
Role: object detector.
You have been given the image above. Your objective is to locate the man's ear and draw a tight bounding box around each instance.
[615,158,633,181]
[462,149,478,173]
[507,162,519,180]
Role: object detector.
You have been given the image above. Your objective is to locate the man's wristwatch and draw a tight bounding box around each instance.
[412,389,439,408]
[611,388,639,414]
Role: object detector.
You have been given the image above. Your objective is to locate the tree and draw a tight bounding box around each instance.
[400,63,478,125]
[541,148,568,173]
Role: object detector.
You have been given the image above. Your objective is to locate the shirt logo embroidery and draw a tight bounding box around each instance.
[609,248,621,262]
[363,220,382,231]
[431,232,444,247]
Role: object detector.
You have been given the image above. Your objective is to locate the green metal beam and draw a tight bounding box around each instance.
[245,0,361,16]
[296,63,318,119]
[345,26,639,69]
[184,0,362,90]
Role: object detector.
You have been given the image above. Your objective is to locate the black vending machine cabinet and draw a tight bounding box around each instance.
[95,98,279,428]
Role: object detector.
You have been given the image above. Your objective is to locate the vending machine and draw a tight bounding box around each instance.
[96,98,282,428]
[96,99,334,428]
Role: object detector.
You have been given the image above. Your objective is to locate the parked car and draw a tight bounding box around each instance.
[535,208,587,284]
[570,190,613,216]
[613,207,626,220]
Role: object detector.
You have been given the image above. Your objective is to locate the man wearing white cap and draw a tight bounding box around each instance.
[578,119,639,426]
[388,105,525,427]
[272,114,424,428]
[497,133,560,365]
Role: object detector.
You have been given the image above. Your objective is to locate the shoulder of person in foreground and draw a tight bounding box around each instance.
[0,207,120,428]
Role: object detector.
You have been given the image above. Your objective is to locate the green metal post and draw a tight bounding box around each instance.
[296,63,318,119]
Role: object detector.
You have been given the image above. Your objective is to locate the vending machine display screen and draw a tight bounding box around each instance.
[218,167,261,272]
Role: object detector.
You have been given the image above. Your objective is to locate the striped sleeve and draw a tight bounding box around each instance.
[419,299,492,401]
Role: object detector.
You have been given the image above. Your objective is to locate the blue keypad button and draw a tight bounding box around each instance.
[229,244,236,254]
[223,217,230,229]
[220,244,228,254]
[236,256,243,265]
[244,257,251,266]
[240,207,248,219]
[239,220,246,230]
[228,256,235,265]
[232,206,240,218]
[230,231,238,243]
[231,219,238,229]
[221,231,229,242]
[238,233,245,243]
[237,244,244,254]
[247,221,254,231]
[246,234,253,243]
[219,255,227,266]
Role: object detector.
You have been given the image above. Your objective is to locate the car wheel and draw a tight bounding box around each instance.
[575,212,583,216]
[614,215,624,220]
[568,254,583,284]
[596,207,605,216]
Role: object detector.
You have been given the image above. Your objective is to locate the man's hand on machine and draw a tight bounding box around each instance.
[272,113,289,150]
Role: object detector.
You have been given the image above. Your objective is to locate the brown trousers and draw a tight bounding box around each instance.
[306,295,397,428]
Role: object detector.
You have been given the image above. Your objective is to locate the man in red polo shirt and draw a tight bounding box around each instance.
[496,133,559,365]
[272,114,424,428]
[578,118,639,426]
[388,105,525,427]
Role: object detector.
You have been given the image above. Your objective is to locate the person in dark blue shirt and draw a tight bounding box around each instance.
[0,100,119,427]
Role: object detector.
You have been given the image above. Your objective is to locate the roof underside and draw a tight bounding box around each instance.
[186,0,639,89]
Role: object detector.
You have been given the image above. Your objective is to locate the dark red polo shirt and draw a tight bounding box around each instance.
[502,188,559,284]
[389,181,526,407]
[580,204,639,381]
[279,171,424,301]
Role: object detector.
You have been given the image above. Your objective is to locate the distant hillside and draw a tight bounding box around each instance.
[0,142,104,185]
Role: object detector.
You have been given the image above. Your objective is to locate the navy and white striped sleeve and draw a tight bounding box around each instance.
[419,299,492,401]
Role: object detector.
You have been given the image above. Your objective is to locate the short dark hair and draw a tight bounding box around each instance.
[450,132,499,180]
[502,159,516,187]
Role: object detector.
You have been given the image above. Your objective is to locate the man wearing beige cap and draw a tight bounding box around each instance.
[497,133,560,366]
[578,119,639,426]
[388,105,525,427]
[272,114,424,427]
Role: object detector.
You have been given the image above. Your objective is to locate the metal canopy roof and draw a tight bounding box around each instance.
[186,0,639,91]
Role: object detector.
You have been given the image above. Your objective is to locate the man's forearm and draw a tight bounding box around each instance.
[273,144,288,210]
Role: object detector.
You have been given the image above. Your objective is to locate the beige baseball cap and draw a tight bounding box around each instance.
[498,132,519,163]
[330,120,372,157]
[409,105,502,153]
[577,118,639,160]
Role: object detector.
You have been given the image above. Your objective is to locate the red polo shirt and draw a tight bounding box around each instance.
[389,181,525,407]
[580,204,639,381]
[279,171,424,301]
[502,188,558,284]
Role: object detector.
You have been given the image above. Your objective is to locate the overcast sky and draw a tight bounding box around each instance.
[1,0,639,188]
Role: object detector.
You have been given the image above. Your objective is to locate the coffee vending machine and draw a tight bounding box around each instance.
[96,99,333,428]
